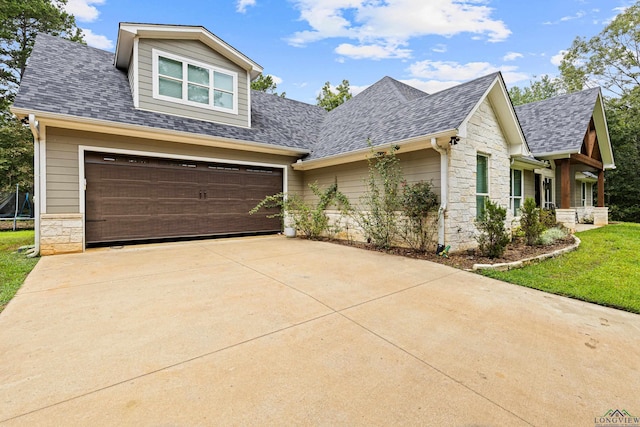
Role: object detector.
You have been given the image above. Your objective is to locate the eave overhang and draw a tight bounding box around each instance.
[11,107,308,158]
[292,130,457,171]
[115,23,263,80]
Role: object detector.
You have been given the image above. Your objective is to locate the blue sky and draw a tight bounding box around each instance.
[64,0,633,104]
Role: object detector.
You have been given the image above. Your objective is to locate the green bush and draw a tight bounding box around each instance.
[520,197,544,246]
[249,182,350,239]
[540,208,557,229]
[537,227,567,246]
[475,199,510,258]
[354,144,403,249]
[399,180,439,252]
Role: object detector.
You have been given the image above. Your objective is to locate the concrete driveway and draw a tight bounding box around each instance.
[1,236,638,426]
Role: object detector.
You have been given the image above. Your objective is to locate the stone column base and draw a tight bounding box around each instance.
[40,213,84,255]
[555,209,577,233]
[592,207,609,226]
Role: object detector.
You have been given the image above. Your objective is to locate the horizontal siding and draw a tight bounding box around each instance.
[524,170,535,201]
[44,127,300,214]
[136,39,249,127]
[302,149,441,208]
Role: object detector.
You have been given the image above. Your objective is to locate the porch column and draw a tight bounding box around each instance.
[560,159,571,209]
[597,169,605,207]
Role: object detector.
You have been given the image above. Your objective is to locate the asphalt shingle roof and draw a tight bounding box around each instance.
[310,73,499,159]
[17,34,595,163]
[14,34,324,152]
[515,87,600,155]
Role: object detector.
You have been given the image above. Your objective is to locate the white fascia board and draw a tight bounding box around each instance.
[459,74,530,157]
[115,23,263,78]
[292,130,457,171]
[12,108,308,157]
[593,92,615,168]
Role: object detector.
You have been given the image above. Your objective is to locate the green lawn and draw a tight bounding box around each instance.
[0,230,39,313]
[483,223,640,314]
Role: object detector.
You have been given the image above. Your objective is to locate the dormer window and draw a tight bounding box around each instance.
[152,49,238,114]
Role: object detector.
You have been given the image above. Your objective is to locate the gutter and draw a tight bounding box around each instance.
[28,114,40,257]
[11,107,310,157]
[292,129,457,171]
[430,137,448,253]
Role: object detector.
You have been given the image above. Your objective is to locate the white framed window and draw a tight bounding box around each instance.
[510,169,523,215]
[476,154,489,219]
[152,49,238,114]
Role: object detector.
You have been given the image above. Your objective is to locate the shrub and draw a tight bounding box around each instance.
[520,197,544,246]
[537,227,567,246]
[353,143,403,249]
[540,208,557,229]
[399,180,439,252]
[249,182,350,240]
[475,199,510,258]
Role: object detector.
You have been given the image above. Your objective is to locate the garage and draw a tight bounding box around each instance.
[84,152,282,244]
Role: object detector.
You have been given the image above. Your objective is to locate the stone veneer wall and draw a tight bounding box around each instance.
[40,213,84,255]
[446,98,513,252]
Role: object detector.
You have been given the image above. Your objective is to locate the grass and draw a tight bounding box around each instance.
[483,223,640,314]
[0,230,39,313]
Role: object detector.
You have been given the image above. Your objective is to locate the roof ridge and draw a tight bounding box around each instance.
[425,72,500,98]
[515,86,600,109]
[251,89,323,110]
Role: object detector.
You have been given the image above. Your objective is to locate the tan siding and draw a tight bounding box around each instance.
[523,170,535,201]
[302,149,441,207]
[44,127,300,214]
[136,39,249,127]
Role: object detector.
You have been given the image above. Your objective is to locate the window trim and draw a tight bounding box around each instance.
[152,49,238,115]
[476,153,490,219]
[510,168,523,216]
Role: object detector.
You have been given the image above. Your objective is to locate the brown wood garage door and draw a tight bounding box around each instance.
[85,152,282,244]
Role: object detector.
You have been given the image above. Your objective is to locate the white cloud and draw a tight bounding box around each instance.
[236,0,256,13]
[550,49,567,66]
[64,0,105,23]
[349,84,369,96]
[560,10,586,21]
[286,0,511,59]
[335,43,411,60]
[503,51,523,61]
[432,44,447,53]
[399,78,459,93]
[81,28,113,49]
[405,59,528,93]
[268,74,283,85]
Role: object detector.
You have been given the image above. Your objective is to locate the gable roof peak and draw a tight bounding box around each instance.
[114,22,263,79]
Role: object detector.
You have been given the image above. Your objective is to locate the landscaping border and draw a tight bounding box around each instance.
[472,235,581,271]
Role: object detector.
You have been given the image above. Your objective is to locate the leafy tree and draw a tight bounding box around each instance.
[316,79,352,111]
[251,74,285,97]
[0,117,33,192]
[0,0,84,109]
[603,93,640,222]
[559,3,640,97]
[0,0,84,193]
[559,2,640,222]
[509,75,563,106]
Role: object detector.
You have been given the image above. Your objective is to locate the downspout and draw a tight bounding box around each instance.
[430,137,448,253]
[28,114,40,257]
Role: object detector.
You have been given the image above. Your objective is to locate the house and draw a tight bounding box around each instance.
[11,23,615,255]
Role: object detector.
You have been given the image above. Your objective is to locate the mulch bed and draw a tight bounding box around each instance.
[329,236,576,271]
